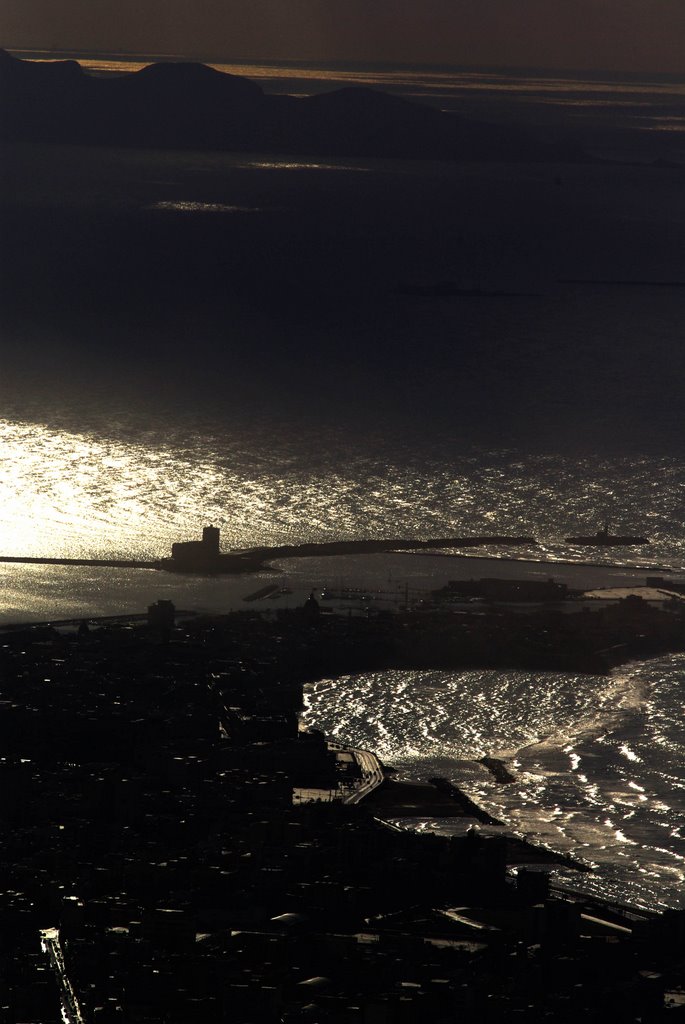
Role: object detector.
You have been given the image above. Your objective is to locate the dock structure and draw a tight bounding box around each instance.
[169,525,220,570]
[241,535,538,561]
[161,526,263,574]
[0,528,538,578]
[0,527,676,581]
[0,555,161,569]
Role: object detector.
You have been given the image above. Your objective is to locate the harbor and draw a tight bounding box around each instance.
[2,594,684,1021]
[0,524,665,580]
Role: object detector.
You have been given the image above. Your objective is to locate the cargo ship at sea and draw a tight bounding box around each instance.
[564,522,649,546]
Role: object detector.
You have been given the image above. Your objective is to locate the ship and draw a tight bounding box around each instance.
[564,522,649,546]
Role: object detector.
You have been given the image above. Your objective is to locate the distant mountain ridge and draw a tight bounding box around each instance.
[0,49,583,162]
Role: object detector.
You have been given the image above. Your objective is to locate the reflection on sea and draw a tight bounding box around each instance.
[1,417,683,567]
[147,201,263,213]
[302,656,685,911]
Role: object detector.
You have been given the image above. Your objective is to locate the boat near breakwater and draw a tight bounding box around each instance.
[0,524,662,578]
[564,522,649,547]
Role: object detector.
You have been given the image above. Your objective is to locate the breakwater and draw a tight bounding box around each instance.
[159,535,539,574]
[0,555,160,569]
[243,535,537,560]
[0,537,537,577]
[0,536,672,579]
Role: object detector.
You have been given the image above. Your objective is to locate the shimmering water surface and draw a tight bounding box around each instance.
[1,417,683,564]
[2,63,685,913]
[302,655,685,911]
[0,412,683,624]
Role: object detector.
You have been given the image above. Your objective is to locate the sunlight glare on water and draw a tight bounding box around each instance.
[0,417,684,565]
[301,667,620,769]
[147,201,263,213]
[302,656,685,911]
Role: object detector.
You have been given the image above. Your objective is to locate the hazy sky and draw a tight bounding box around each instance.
[2,0,685,71]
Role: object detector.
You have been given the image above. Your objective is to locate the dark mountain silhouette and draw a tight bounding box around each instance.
[0,49,584,162]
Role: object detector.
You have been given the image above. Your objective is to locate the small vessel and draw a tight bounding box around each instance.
[564,522,649,546]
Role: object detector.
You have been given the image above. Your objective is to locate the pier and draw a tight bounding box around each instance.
[240,535,538,561]
[0,555,161,570]
[0,530,673,578]
[0,533,539,578]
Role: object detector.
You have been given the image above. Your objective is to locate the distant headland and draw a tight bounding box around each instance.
[0,49,584,163]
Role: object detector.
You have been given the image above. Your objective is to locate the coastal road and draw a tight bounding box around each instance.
[41,927,85,1024]
[345,748,384,805]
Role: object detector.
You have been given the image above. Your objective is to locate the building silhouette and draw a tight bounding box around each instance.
[171,526,222,570]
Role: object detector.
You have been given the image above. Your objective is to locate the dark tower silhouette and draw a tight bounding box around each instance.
[302,590,321,623]
[171,526,222,569]
[147,599,176,633]
[202,526,220,556]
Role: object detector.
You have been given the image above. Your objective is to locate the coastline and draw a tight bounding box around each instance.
[2,545,683,631]
[4,576,683,903]
[0,543,676,578]
[3,593,682,1018]
[321,747,593,874]
[302,653,685,911]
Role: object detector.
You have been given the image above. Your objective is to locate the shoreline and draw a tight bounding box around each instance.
[4,596,683,895]
[408,550,675,572]
[1,543,677,579]
[5,593,685,676]
[1,546,681,636]
[352,768,591,873]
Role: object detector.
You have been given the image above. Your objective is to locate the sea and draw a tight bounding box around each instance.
[1,55,684,909]
[301,657,685,913]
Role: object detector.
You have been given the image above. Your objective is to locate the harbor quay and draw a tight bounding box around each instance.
[0,599,684,1022]
[0,525,541,578]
